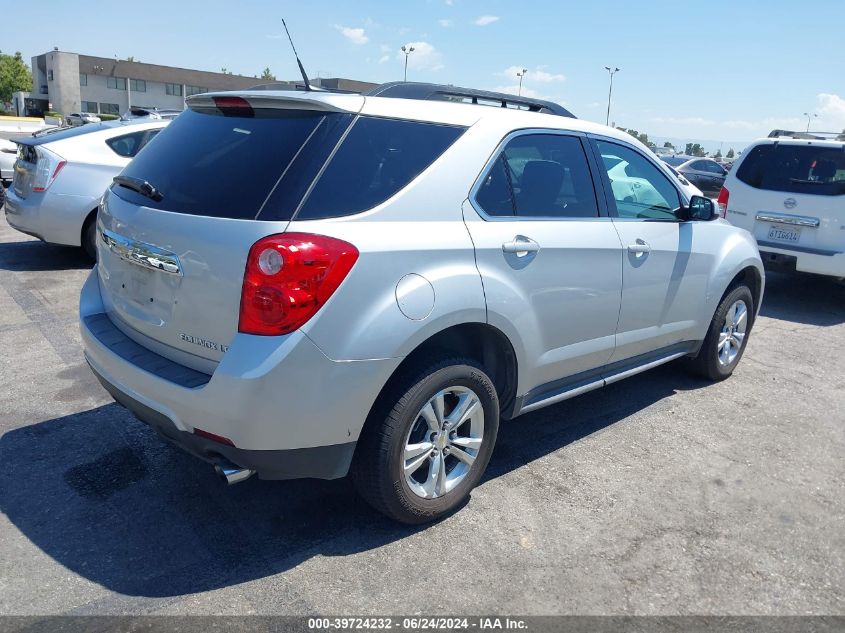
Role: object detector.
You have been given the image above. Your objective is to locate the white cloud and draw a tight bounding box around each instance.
[493,85,546,100]
[438,19,453,27]
[378,55,391,64]
[817,93,845,129]
[334,24,368,45]
[396,41,444,71]
[445,0,453,4]
[501,66,565,83]
[473,15,500,26]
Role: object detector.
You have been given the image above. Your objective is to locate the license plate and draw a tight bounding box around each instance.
[767,225,801,243]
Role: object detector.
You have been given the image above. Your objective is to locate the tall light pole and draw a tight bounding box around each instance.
[516,68,528,96]
[401,45,415,82]
[803,112,818,132]
[604,66,620,126]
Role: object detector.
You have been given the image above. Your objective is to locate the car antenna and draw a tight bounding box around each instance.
[282,19,311,92]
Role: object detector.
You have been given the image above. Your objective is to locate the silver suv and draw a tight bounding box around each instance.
[79,84,764,523]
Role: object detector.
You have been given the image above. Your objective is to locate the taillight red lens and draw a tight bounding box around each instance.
[717,186,730,218]
[239,233,359,336]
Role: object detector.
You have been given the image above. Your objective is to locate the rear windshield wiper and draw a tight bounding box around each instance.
[113,175,164,202]
[788,178,826,185]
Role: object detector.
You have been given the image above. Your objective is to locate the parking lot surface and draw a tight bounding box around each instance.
[0,214,842,615]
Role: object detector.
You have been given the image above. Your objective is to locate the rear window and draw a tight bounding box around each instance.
[736,143,845,196]
[111,109,331,218]
[295,117,465,220]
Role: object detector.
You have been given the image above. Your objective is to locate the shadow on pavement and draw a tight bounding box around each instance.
[0,239,92,272]
[0,363,705,598]
[759,269,845,327]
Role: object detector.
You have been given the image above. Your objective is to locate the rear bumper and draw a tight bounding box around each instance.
[4,186,93,247]
[79,268,401,480]
[757,242,845,277]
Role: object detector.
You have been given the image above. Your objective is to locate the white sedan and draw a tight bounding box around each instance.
[0,138,17,183]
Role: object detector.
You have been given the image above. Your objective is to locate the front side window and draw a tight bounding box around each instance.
[129,79,146,92]
[595,140,681,220]
[107,77,127,90]
[475,133,599,218]
[736,144,845,196]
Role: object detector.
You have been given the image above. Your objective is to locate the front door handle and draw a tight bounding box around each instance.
[502,236,540,256]
[627,239,651,255]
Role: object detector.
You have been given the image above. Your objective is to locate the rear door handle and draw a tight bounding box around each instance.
[627,239,651,255]
[502,236,540,256]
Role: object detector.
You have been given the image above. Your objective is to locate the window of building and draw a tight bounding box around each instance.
[80,73,88,86]
[107,77,127,90]
[47,70,54,81]
[185,85,208,96]
[81,101,98,113]
[100,103,120,115]
[129,79,146,92]
[166,83,183,96]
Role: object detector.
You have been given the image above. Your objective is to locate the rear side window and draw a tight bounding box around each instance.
[475,133,599,218]
[111,109,329,218]
[105,130,160,158]
[295,117,465,220]
[736,144,845,196]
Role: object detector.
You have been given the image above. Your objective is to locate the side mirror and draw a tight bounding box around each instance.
[684,195,716,221]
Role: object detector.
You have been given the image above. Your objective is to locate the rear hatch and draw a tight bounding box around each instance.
[96,92,363,370]
[727,141,845,254]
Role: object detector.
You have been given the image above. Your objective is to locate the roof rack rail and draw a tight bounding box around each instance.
[366,82,575,118]
[768,129,845,140]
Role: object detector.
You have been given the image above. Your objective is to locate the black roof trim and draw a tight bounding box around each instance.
[366,82,575,118]
[769,129,845,141]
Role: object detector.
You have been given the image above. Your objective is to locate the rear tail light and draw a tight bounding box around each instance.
[717,186,729,218]
[31,146,66,192]
[239,233,359,336]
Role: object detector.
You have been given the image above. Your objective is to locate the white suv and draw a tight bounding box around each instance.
[721,130,845,278]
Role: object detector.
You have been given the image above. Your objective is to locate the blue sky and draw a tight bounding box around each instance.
[4,0,844,148]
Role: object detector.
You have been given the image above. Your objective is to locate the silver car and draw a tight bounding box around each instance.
[79,86,764,523]
[5,120,168,259]
[66,112,101,126]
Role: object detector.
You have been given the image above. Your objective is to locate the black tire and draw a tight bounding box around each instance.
[688,284,755,381]
[82,215,97,262]
[352,356,499,524]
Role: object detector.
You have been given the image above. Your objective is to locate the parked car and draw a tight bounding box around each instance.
[120,107,182,121]
[66,112,101,127]
[79,85,764,524]
[674,157,728,197]
[4,120,168,259]
[660,154,694,168]
[664,163,704,199]
[0,138,17,183]
[721,130,845,278]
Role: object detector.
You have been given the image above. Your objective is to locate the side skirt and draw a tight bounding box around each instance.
[514,341,697,416]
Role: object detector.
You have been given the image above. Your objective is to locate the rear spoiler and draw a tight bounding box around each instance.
[186,91,365,115]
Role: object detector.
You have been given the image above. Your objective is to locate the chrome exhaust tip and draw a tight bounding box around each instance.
[213,459,256,485]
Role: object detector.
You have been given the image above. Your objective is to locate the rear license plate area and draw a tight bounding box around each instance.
[766,224,801,244]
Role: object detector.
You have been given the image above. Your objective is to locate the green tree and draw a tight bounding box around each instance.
[715,149,722,159]
[260,67,275,81]
[663,141,675,150]
[726,148,735,159]
[126,56,137,62]
[0,51,33,103]
[220,67,233,75]
[685,142,705,157]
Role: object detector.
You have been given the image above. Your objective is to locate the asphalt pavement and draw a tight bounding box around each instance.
[0,215,842,615]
